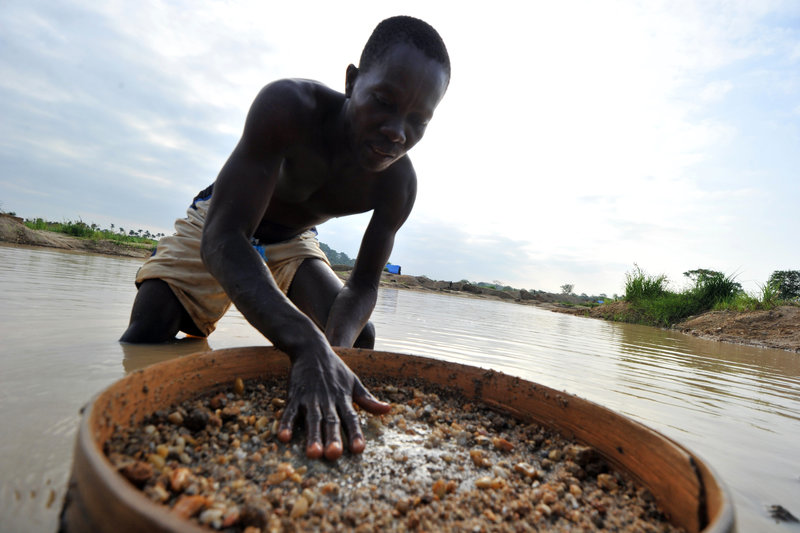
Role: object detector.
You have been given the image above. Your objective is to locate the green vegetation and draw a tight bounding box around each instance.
[318,242,356,266]
[614,264,798,327]
[768,270,800,300]
[23,217,161,248]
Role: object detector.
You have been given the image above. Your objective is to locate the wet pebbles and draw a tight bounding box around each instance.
[105,377,683,532]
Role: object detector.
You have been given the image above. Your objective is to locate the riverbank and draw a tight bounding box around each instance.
[549,299,800,353]
[3,213,798,353]
[0,213,153,258]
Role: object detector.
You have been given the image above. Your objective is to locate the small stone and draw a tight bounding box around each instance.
[167,411,184,425]
[170,467,192,492]
[147,454,165,470]
[432,479,448,498]
[474,476,504,490]
[172,494,209,519]
[271,397,286,408]
[145,482,169,503]
[598,473,619,491]
[513,462,539,479]
[492,437,514,452]
[233,377,245,395]
[184,408,209,432]
[198,508,224,526]
[536,502,552,517]
[469,449,492,468]
[301,488,316,504]
[240,504,267,529]
[155,444,169,458]
[119,461,153,487]
[290,495,309,518]
[209,393,227,410]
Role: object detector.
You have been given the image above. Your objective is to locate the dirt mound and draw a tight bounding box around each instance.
[0,214,152,258]
[549,299,800,352]
[676,306,800,352]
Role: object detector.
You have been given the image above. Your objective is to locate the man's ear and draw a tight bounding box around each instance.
[345,64,359,97]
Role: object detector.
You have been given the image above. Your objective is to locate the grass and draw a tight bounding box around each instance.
[616,264,781,327]
[713,281,781,312]
[24,218,158,248]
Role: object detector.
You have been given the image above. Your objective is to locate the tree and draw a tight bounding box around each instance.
[767,270,800,300]
[560,283,574,295]
[683,268,723,283]
[683,268,741,292]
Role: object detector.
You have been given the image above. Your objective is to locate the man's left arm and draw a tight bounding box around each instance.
[325,168,417,347]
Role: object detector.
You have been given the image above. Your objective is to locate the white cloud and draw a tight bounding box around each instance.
[1,0,799,296]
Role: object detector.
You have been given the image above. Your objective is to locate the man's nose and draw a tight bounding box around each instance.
[380,120,406,145]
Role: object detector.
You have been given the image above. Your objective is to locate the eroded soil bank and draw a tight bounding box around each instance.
[550,300,800,353]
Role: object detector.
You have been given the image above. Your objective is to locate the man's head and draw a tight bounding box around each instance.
[345,16,450,172]
[359,16,450,87]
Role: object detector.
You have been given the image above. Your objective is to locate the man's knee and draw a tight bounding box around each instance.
[120,279,184,343]
[354,321,376,349]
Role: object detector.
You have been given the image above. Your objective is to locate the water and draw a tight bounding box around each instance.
[1,243,798,532]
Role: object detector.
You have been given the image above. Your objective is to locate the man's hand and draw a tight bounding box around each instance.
[277,347,390,460]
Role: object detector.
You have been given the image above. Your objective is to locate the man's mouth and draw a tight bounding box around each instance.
[370,144,397,159]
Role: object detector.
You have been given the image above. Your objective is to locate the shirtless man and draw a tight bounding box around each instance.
[120,16,450,461]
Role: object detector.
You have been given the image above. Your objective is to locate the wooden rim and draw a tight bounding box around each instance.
[64,347,734,533]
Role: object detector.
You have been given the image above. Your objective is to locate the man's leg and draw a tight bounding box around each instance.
[120,279,204,343]
[287,259,376,348]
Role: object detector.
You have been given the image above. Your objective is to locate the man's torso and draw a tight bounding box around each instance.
[238,80,414,245]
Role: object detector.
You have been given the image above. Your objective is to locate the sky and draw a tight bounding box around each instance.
[1,0,799,296]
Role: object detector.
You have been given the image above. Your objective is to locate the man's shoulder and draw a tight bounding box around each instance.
[241,79,344,147]
[254,79,343,117]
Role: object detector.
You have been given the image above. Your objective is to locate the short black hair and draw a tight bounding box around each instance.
[359,16,451,81]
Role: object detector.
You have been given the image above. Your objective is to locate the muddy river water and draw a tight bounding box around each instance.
[1,243,798,532]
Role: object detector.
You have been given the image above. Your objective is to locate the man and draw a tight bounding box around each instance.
[120,16,450,461]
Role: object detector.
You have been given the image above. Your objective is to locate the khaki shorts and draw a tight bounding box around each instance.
[135,196,331,336]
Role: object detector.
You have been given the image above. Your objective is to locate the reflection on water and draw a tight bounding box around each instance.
[120,338,211,373]
[1,244,799,532]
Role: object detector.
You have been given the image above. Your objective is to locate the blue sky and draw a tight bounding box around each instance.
[1,0,798,296]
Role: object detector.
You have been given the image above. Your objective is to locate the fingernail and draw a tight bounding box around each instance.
[324,442,343,461]
[350,437,365,454]
[306,442,324,459]
[278,429,292,443]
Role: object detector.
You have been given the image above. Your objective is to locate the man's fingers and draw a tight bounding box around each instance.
[340,404,366,454]
[278,400,299,443]
[323,409,343,461]
[304,401,324,459]
[353,380,391,415]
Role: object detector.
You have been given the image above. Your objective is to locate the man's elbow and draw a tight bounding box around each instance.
[200,231,220,272]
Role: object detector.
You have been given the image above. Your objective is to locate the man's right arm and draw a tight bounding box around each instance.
[201,82,323,356]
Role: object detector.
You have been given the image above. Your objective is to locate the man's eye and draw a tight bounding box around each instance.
[373,93,392,106]
[412,116,429,127]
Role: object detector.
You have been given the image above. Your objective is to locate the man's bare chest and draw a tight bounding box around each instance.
[255,159,376,240]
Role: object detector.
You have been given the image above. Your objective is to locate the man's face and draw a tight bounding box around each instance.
[346,43,448,172]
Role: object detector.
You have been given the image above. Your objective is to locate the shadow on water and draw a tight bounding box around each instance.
[121,337,211,374]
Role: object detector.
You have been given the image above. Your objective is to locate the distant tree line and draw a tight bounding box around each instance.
[319,242,356,266]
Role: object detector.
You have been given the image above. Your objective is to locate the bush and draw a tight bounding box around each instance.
[690,271,742,309]
[624,265,668,302]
